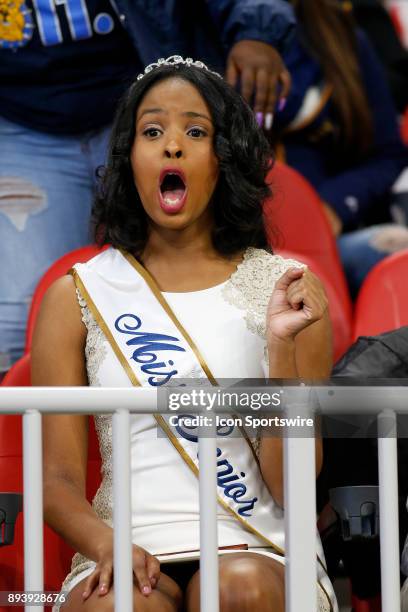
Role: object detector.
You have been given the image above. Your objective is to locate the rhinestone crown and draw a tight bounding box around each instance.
[136,55,222,81]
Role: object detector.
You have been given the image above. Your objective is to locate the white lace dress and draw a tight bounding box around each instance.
[56,248,334,612]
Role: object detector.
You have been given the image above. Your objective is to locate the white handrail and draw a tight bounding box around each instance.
[113,409,133,612]
[23,410,44,612]
[198,430,220,612]
[378,410,400,612]
[1,384,408,413]
[284,399,317,612]
[0,385,404,611]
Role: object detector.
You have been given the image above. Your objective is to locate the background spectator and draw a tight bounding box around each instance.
[271,0,408,297]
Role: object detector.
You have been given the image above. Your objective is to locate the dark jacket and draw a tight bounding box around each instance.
[111,0,296,72]
[352,0,408,113]
[0,0,295,133]
[275,29,408,230]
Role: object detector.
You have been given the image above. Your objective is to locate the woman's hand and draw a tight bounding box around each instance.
[226,40,291,127]
[266,267,328,346]
[82,540,160,600]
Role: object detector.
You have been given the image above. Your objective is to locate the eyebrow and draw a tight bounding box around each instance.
[137,108,212,122]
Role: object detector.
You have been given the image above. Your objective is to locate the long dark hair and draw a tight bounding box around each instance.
[93,63,272,256]
[293,0,373,155]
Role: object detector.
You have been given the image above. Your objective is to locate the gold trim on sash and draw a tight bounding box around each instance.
[71,260,284,556]
[318,576,334,612]
[72,253,334,611]
[120,249,217,385]
[155,413,285,556]
[70,268,142,388]
[119,251,262,463]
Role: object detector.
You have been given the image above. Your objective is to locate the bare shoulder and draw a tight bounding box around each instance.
[37,273,82,314]
[31,275,88,386]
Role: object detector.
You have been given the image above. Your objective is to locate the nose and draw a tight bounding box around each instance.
[164,140,183,159]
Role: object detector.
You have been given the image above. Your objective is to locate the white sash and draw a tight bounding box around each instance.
[71,247,336,611]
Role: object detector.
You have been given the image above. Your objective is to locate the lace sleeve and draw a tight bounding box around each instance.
[74,287,107,387]
[222,248,306,340]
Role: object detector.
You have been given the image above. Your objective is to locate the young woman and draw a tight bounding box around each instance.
[32,57,336,612]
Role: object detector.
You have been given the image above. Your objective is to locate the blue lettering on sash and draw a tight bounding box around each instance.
[216,448,258,517]
[115,313,185,386]
[173,416,258,517]
[174,415,200,443]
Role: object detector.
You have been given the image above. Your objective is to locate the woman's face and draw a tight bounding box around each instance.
[130,77,219,233]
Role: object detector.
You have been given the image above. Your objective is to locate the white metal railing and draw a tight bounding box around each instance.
[0,385,404,612]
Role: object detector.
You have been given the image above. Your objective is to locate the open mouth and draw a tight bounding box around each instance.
[159,171,187,211]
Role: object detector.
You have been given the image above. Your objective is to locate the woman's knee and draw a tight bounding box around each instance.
[185,554,285,612]
[61,580,115,612]
[61,575,181,612]
[132,588,180,612]
[218,554,285,610]
[132,573,182,612]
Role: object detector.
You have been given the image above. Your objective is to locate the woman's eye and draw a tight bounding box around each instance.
[143,127,161,138]
[188,127,206,138]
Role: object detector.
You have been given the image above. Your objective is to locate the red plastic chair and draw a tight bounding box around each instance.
[0,354,102,601]
[389,4,405,43]
[353,249,408,340]
[264,162,353,323]
[25,244,107,353]
[351,593,381,612]
[276,249,352,362]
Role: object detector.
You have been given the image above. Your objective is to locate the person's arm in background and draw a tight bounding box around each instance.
[207,0,295,127]
[318,30,408,232]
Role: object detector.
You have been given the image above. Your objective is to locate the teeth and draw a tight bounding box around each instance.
[163,194,182,205]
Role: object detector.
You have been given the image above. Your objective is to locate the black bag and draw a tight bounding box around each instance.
[319,326,408,597]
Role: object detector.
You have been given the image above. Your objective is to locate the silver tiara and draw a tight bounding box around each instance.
[136,55,222,81]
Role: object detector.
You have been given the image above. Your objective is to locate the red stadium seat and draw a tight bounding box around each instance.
[277,249,352,362]
[25,244,107,353]
[351,593,381,612]
[264,161,353,323]
[353,249,408,340]
[389,4,405,43]
[0,355,102,600]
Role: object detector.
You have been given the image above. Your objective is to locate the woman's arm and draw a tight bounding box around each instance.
[32,276,114,560]
[32,276,159,598]
[259,267,332,506]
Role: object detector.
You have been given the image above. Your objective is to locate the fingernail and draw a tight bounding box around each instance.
[278,97,287,111]
[142,586,151,595]
[99,584,107,593]
[265,113,274,130]
[255,112,264,127]
[82,591,88,599]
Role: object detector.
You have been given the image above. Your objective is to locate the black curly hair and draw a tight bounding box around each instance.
[93,62,273,256]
